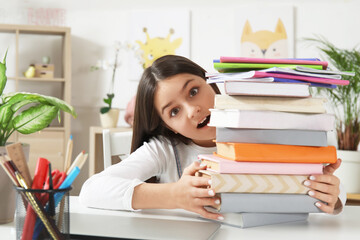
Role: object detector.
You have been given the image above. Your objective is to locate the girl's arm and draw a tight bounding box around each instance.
[132,162,223,220]
[304,158,345,214]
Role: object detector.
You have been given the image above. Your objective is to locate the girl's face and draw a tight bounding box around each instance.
[154,73,216,147]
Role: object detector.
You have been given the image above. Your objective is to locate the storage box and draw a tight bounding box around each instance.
[35,64,54,78]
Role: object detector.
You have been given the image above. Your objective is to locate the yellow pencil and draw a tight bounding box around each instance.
[64,134,73,172]
[66,150,84,175]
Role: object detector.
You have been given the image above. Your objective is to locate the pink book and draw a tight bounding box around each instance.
[220,56,328,70]
[252,71,349,86]
[198,154,324,175]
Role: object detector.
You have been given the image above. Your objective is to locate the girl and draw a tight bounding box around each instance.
[80,55,346,220]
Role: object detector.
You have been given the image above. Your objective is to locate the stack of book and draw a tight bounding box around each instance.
[199,56,352,228]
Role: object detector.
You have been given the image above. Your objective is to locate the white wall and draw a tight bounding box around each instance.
[1,0,359,194]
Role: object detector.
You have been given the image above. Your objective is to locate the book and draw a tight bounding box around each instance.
[223,81,311,97]
[215,142,337,164]
[203,211,309,228]
[209,109,335,131]
[295,66,355,76]
[214,94,327,113]
[258,69,349,85]
[206,76,275,84]
[206,69,341,80]
[198,170,309,194]
[209,69,349,85]
[273,77,336,88]
[216,128,328,147]
[213,62,323,72]
[215,193,323,213]
[198,154,324,175]
[260,67,343,79]
[219,56,328,69]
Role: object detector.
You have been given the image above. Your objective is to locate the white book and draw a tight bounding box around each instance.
[223,81,310,97]
[209,109,335,131]
[207,77,274,84]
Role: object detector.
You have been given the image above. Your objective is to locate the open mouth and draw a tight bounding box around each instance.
[197,115,211,129]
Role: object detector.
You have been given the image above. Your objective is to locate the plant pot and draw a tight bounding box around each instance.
[0,143,30,224]
[100,108,120,128]
[335,150,360,194]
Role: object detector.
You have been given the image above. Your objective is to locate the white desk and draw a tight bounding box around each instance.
[1,196,360,240]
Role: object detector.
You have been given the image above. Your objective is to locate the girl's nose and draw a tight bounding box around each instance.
[187,104,201,119]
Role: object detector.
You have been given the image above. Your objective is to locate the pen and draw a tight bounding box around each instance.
[48,163,55,218]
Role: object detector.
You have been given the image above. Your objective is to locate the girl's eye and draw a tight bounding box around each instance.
[190,87,199,97]
[170,107,180,117]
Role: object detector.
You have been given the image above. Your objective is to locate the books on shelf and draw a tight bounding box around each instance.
[215,142,337,164]
[203,210,309,228]
[216,128,328,147]
[214,94,327,113]
[209,109,335,131]
[198,154,324,175]
[214,193,323,213]
[223,81,311,97]
[198,170,309,194]
[219,56,328,69]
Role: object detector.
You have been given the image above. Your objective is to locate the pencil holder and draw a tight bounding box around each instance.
[14,186,71,240]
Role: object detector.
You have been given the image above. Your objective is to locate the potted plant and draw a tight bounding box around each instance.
[91,41,135,128]
[306,37,360,194]
[0,51,77,223]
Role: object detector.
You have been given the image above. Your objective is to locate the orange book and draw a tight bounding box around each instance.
[215,142,337,164]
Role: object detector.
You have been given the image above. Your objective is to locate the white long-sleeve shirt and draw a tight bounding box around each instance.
[79,136,346,213]
[79,136,216,210]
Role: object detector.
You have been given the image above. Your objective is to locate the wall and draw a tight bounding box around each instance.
[0,0,359,194]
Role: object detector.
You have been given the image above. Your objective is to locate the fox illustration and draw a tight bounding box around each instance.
[241,18,288,58]
[136,28,182,68]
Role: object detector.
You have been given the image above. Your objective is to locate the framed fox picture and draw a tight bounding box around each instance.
[235,5,295,58]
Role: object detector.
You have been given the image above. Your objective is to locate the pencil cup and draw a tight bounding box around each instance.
[15,187,71,240]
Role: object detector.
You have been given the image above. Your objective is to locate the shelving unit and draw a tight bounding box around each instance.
[0,24,71,174]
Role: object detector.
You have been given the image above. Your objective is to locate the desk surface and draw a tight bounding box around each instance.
[1,196,360,240]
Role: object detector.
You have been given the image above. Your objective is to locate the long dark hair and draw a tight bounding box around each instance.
[131,55,220,153]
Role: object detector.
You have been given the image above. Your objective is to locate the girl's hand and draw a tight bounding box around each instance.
[304,158,342,214]
[171,161,223,221]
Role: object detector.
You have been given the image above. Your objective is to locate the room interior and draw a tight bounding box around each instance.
[0,0,359,238]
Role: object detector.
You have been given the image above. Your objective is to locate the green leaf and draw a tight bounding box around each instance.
[100,107,110,114]
[0,104,13,128]
[13,104,58,134]
[0,50,7,96]
[2,92,77,118]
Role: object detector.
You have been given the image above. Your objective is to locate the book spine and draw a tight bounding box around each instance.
[216,143,337,163]
[216,128,328,147]
[211,174,309,194]
[198,154,324,175]
[219,193,322,213]
[214,95,326,113]
[219,56,328,69]
[209,110,335,131]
